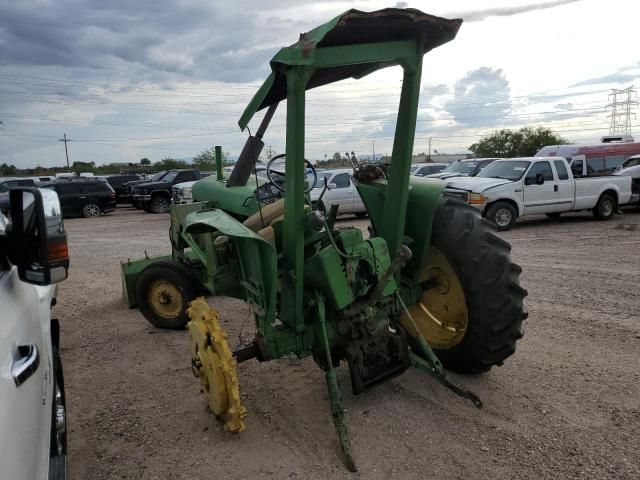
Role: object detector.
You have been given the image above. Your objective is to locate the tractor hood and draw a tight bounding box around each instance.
[239,8,461,130]
[445,177,514,192]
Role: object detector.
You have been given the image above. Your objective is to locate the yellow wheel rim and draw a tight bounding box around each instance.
[405,247,469,349]
[148,280,183,318]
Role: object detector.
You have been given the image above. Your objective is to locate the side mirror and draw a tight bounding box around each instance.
[327,183,337,190]
[535,173,545,185]
[8,188,69,285]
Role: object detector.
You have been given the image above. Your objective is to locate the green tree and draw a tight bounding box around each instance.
[154,157,189,169]
[71,161,96,172]
[193,147,216,171]
[0,163,17,175]
[469,127,568,158]
[332,152,342,162]
[140,158,151,166]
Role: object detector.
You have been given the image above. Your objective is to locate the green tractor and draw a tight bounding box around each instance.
[121,8,526,471]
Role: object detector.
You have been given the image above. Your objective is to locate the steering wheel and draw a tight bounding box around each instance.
[266,153,318,193]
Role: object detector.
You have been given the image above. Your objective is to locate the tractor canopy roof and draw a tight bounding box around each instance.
[239,8,461,130]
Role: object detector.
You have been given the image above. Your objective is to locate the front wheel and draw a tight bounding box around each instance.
[136,261,201,329]
[49,347,67,479]
[485,201,517,231]
[593,193,615,220]
[150,195,170,214]
[405,197,527,373]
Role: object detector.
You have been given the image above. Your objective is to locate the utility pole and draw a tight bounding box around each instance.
[606,86,638,134]
[427,137,432,162]
[58,133,71,170]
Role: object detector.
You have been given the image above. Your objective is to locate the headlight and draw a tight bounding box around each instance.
[182,187,193,199]
[468,193,485,205]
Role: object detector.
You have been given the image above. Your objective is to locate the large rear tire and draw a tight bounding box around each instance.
[409,197,527,373]
[136,261,201,329]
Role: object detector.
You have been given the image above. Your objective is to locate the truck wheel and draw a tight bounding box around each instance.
[49,347,67,479]
[407,197,527,373]
[136,261,201,329]
[592,193,615,220]
[150,195,170,214]
[485,201,516,231]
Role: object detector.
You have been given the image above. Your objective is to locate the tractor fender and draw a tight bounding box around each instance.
[357,176,445,281]
[183,209,278,324]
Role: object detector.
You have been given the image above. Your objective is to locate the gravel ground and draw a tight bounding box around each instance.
[55,206,640,480]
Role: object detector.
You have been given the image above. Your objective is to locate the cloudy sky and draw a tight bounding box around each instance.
[1,0,639,168]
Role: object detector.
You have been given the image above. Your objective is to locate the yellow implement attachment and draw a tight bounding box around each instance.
[188,298,247,433]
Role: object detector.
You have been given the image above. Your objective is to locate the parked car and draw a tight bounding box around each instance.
[132,169,204,213]
[427,158,499,180]
[410,163,447,176]
[40,180,117,218]
[0,177,37,193]
[102,174,141,202]
[443,157,634,230]
[32,176,56,183]
[614,154,640,200]
[0,187,69,479]
[310,168,367,217]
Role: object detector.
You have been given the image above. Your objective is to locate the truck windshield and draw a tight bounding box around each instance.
[162,171,179,183]
[151,171,167,181]
[476,161,531,181]
[442,161,478,174]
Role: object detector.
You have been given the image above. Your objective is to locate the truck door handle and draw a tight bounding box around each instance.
[554,185,558,192]
[12,344,40,387]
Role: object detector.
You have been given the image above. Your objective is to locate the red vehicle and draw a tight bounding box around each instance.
[536,135,640,177]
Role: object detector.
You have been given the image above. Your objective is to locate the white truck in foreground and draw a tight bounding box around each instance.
[0,188,70,479]
[443,157,634,230]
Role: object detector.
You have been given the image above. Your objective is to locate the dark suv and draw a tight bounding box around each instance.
[41,180,117,218]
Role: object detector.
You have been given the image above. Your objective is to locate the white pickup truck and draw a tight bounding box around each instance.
[443,157,634,230]
[0,188,70,479]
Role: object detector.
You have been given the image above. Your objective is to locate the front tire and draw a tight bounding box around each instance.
[593,193,615,220]
[408,198,527,373]
[136,261,201,329]
[150,195,170,214]
[49,347,67,480]
[485,201,517,231]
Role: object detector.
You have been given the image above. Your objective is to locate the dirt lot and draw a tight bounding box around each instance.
[56,206,640,480]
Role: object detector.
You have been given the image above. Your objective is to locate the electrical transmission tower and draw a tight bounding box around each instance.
[606,86,638,134]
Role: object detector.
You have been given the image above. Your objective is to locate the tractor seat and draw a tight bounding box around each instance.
[243,198,285,245]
